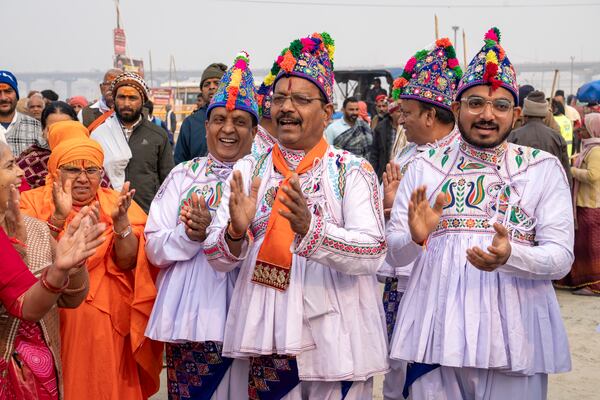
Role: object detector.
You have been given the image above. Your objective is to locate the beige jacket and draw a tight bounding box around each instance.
[572,147,600,208]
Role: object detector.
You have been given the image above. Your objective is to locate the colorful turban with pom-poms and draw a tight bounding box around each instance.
[392,37,463,110]
[456,27,518,104]
[208,51,259,122]
[270,32,336,103]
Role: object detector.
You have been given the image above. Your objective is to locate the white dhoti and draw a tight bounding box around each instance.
[405,364,547,400]
[283,379,374,400]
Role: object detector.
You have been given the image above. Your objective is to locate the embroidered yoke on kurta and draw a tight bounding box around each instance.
[387,137,573,375]
[204,145,389,382]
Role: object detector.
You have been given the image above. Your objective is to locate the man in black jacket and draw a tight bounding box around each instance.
[174,63,227,164]
[91,72,174,213]
[369,102,403,179]
[508,90,573,188]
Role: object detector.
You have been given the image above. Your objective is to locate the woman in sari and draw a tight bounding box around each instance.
[0,140,105,399]
[19,136,162,399]
[18,110,111,190]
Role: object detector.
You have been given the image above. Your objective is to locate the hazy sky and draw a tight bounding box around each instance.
[3,0,600,73]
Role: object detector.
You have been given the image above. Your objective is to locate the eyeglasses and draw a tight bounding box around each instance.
[461,96,514,115]
[272,93,325,107]
[60,166,103,178]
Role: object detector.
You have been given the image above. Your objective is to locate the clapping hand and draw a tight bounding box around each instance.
[228,171,261,238]
[408,186,446,244]
[111,181,135,232]
[382,162,402,219]
[279,174,312,237]
[54,206,106,272]
[5,184,27,244]
[180,192,212,242]
[52,174,73,221]
[466,222,511,272]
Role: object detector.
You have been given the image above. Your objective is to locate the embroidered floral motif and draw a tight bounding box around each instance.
[441,175,485,212]
[457,156,486,171]
[459,140,507,165]
[441,147,452,167]
[252,126,277,158]
[185,158,203,174]
[250,216,269,239]
[251,262,291,291]
[514,147,526,168]
[264,186,278,208]
[252,152,271,179]
[322,235,387,257]
[279,146,305,169]
[433,217,535,244]
[436,129,460,148]
[178,182,224,215]
[326,150,362,200]
[204,227,248,262]
[295,214,325,258]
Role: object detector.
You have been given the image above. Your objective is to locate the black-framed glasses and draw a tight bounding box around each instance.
[461,96,514,115]
[272,93,325,107]
[60,166,103,178]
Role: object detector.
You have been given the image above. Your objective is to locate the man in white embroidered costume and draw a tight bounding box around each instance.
[204,32,389,399]
[387,27,573,399]
[378,37,463,400]
[144,51,259,399]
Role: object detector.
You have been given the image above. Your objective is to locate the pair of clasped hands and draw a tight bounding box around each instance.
[179,172,311,242]
[382,163,511,272]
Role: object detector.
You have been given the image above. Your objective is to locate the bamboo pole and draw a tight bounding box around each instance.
[435,14,439,40]
[550,69,559,99]
[462,29,467,67]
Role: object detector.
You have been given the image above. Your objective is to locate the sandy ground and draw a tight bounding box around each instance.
[151,289,600,399]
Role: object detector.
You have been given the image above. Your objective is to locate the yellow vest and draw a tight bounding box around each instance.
[554,114,573,156]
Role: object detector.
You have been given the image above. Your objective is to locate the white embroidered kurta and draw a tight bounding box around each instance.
[251,124,276,158]
[144,156,237,343]
[387,137,573,375]
[90,114,131,191]
[378,127,460,291]
[204,146,389,381]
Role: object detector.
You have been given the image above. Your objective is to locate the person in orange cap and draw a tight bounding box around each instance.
[20,136,162,400]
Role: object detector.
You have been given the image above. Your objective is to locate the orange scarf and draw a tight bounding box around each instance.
[252,137,328,291]
[88,110,114,133]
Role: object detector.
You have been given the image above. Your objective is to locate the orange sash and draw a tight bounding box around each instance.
[252,137,328,291]
[88,110,114,133]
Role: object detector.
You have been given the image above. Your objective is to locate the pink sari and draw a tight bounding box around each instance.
[0,322,58,400]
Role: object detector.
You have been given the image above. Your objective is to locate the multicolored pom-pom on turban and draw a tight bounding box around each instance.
[208,51,259,122]
[269,32,336,104]
[391,37,463,111]
[456,27,519,104]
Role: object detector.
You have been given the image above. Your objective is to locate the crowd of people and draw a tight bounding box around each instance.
[0,26,598,400]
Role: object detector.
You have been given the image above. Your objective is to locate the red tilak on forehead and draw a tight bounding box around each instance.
[287,79,292,91]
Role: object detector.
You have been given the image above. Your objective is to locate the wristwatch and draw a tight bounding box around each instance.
[113,224,132,239]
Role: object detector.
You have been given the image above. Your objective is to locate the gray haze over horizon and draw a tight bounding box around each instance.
[4,0,600,74]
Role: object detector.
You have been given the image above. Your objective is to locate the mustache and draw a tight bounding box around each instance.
[276,112,301,124]
[472,120,499,129]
